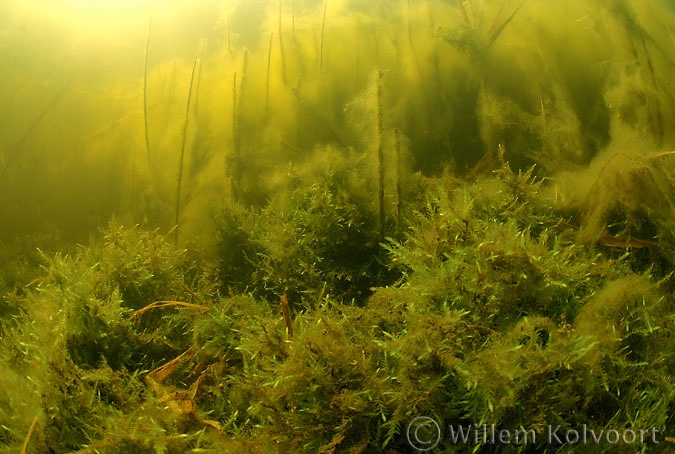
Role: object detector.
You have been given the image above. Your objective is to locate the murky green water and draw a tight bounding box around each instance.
[1,1,674,452]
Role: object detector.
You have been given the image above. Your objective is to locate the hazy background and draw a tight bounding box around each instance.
[0,0,673,243]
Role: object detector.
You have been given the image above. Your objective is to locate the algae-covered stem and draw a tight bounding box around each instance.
[278,0,287,84]
[174,41,203,244]
[230,50,248,203]
[266,32,273,113]
[231,72,238,202]
[377,70,385,239]
[394,128,401,233]
[143,12,152,161]
[138,0,154,216]
[319,0,328,71]
[193,41,206,114]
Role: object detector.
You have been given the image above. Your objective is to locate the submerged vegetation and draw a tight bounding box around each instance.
[1,0,675,452]
[3,164,675,452]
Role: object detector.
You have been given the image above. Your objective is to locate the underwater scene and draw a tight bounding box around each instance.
[1,0,675,452]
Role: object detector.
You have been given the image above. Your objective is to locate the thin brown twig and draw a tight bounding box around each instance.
[147,347,195,384]
[181,283,205,306]
[132,300,210,320]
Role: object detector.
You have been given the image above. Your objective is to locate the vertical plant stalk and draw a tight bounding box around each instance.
[139,2,153,217]
[232,72,238,154]
[280,294,293,337]
[143,13,153,161]
[230,50,248,202]
[239,49,249,144]
[394,128,401,233]
[539,84,548,141]
[193,42,205,114]
[637,34,664,145]
[266,32,274,113]
[376,70,385,239]
[610,2,664,145]
[175,43,202,244]
[231,72,238,201]
[278,0,287,84]
[319,0,328,71]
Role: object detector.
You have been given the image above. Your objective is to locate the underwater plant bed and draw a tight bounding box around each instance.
[2,164,675,453]
[1,0,674,452]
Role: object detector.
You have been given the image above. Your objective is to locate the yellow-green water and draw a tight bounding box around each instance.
[1,0,673,242]
[1,1,675,452]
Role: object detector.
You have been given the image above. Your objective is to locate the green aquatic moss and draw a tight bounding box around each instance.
[1,1,675,452]
[1,160,674,453]
[216,148,397,308]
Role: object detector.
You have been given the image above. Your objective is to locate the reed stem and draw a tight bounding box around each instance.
[175,43,201,244]
[394,128,401,233]
[143,13,153,161]
[319,0,328,71]
[230,50,248,202]
[376,70,385,239]
[278,0,287,84]
[230,71,238,200]
[266,32,274,113]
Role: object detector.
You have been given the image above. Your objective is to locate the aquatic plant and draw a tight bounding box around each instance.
[374,161,675,451]
[553,141,675,275]
[216,147,395,307]
[174,42,203,244]
[319,0,328,71]
[142,11,153,161]
[1,160,675,452]
[1,1,675,452]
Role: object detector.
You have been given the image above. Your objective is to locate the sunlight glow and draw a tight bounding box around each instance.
[18,0,155,35]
